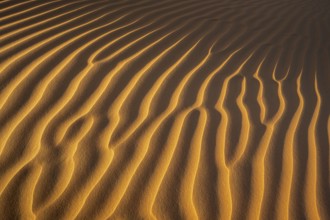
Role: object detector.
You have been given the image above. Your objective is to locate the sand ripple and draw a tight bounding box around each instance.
[0,0,330,219]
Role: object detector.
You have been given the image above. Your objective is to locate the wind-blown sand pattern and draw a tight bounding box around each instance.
[0,0,330,219]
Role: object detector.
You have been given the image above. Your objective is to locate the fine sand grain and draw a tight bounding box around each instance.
[0,0,330,219]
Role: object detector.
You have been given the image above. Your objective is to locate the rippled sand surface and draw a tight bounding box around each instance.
[0,0,330,219]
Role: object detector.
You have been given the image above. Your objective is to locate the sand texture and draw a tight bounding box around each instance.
[1,0,330,219]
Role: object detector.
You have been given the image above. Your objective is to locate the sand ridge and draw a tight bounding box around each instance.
[0,0,330,219]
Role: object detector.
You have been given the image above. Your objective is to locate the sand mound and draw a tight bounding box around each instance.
[0,0,330,219]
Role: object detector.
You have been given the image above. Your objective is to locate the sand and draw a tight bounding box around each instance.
[0,0,330,219]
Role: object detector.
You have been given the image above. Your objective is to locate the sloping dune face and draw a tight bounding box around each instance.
[0,0,330,219]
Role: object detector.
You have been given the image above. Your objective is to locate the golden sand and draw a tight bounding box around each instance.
[0,0,330,219]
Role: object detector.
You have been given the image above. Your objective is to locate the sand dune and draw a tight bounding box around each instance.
[0,0,330,219]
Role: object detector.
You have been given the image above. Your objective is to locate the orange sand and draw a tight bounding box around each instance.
[0,0,330,219]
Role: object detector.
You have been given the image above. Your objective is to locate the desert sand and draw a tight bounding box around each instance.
[0,0,330,219]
